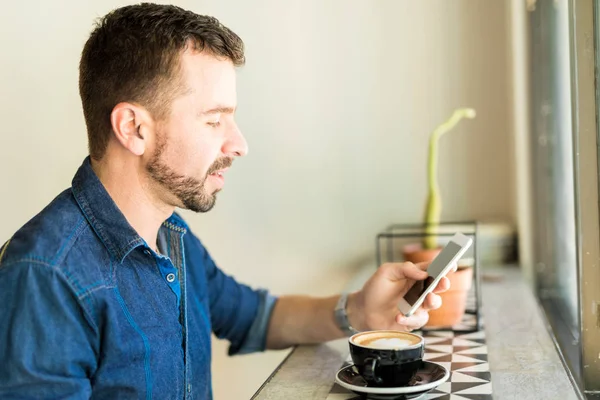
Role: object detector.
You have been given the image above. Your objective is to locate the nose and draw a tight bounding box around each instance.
[222,122,248,157]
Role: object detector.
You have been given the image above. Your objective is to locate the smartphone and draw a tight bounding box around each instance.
[397,232,473,317]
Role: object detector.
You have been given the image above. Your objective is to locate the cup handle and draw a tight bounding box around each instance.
[363,357,383,385]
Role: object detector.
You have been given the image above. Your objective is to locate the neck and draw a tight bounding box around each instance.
[91,152,174,251]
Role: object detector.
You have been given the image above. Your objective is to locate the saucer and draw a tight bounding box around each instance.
[335,360,449,399]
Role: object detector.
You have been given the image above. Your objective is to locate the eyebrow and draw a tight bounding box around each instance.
[200,106,236,115]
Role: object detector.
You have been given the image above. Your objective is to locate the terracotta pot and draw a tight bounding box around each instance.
[402,243,473,328]
[425,265,473,327]
[402,243,441,264]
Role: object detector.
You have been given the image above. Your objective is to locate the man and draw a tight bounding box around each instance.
[0,3,451,399]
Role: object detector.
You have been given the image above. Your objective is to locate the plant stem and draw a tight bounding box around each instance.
[423,108,476,250]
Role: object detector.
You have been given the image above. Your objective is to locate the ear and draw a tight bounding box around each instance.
[109,102,152,156]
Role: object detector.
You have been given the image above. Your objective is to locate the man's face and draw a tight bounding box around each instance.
[145,49,247,212]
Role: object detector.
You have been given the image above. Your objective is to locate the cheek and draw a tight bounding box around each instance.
[166,126,222,176]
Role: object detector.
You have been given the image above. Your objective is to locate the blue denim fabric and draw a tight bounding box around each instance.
[0,157,278,399]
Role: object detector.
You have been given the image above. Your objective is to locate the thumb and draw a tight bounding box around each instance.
[381,262,428,282]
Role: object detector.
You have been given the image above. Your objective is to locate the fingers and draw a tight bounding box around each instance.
[380,261,456,284]
[451,262,458,273]
[415,261,431,272]
[422,292,442,310]
[396,309,429,330]
[432,277,450,293]
[381,262,428,282]
[395,293,442,331]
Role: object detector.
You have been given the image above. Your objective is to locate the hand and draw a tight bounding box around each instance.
[347,262,455,332]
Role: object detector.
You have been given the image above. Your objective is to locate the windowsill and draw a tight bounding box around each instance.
[252,264,581,399]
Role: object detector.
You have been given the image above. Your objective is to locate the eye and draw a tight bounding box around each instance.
[207,121,221,127]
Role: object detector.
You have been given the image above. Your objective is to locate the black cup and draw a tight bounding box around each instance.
[349,330,424,387]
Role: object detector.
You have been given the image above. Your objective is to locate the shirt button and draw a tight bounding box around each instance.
[144,249,151,256]
[166,273,176,283]
[187,384,191,393]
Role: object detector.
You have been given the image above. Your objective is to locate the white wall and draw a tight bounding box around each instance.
[0,1,512,398]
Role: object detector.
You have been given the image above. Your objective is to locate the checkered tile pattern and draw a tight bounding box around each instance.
[326,330,492,400]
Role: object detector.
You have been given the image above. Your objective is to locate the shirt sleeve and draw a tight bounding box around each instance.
[229,289,278,355]
[183,231,278,356]
[0,261,97,399]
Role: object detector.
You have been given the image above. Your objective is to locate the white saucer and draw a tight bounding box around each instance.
[334,360,449,399]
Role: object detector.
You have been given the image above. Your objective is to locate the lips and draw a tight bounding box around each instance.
[209,167,228,177]
[207,158,233,189]
[208,167,228,189]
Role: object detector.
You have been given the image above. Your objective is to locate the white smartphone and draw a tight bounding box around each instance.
[397,232,473,317]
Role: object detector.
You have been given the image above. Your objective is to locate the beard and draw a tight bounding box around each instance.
[146,135,233,213]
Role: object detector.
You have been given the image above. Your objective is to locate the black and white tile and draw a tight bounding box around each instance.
[326,330,492,400]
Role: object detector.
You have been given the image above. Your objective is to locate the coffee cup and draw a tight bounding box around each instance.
[348,330,424,387]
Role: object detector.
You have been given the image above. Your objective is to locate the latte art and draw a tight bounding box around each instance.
[366,338,414,349]
[351,330,422,350]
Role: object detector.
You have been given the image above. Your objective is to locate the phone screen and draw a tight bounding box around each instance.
[402,241,464,307]
[403,277,432,306]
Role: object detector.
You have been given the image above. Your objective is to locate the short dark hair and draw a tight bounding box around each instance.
[79,3,245,160]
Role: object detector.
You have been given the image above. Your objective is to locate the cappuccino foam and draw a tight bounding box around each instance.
[367,338,414,349]
[352,331,421,349]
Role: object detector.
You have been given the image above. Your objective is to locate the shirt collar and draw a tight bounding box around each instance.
[71,156,187,263]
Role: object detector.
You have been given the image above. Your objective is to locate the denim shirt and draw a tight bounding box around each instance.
[0,157,278,399]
